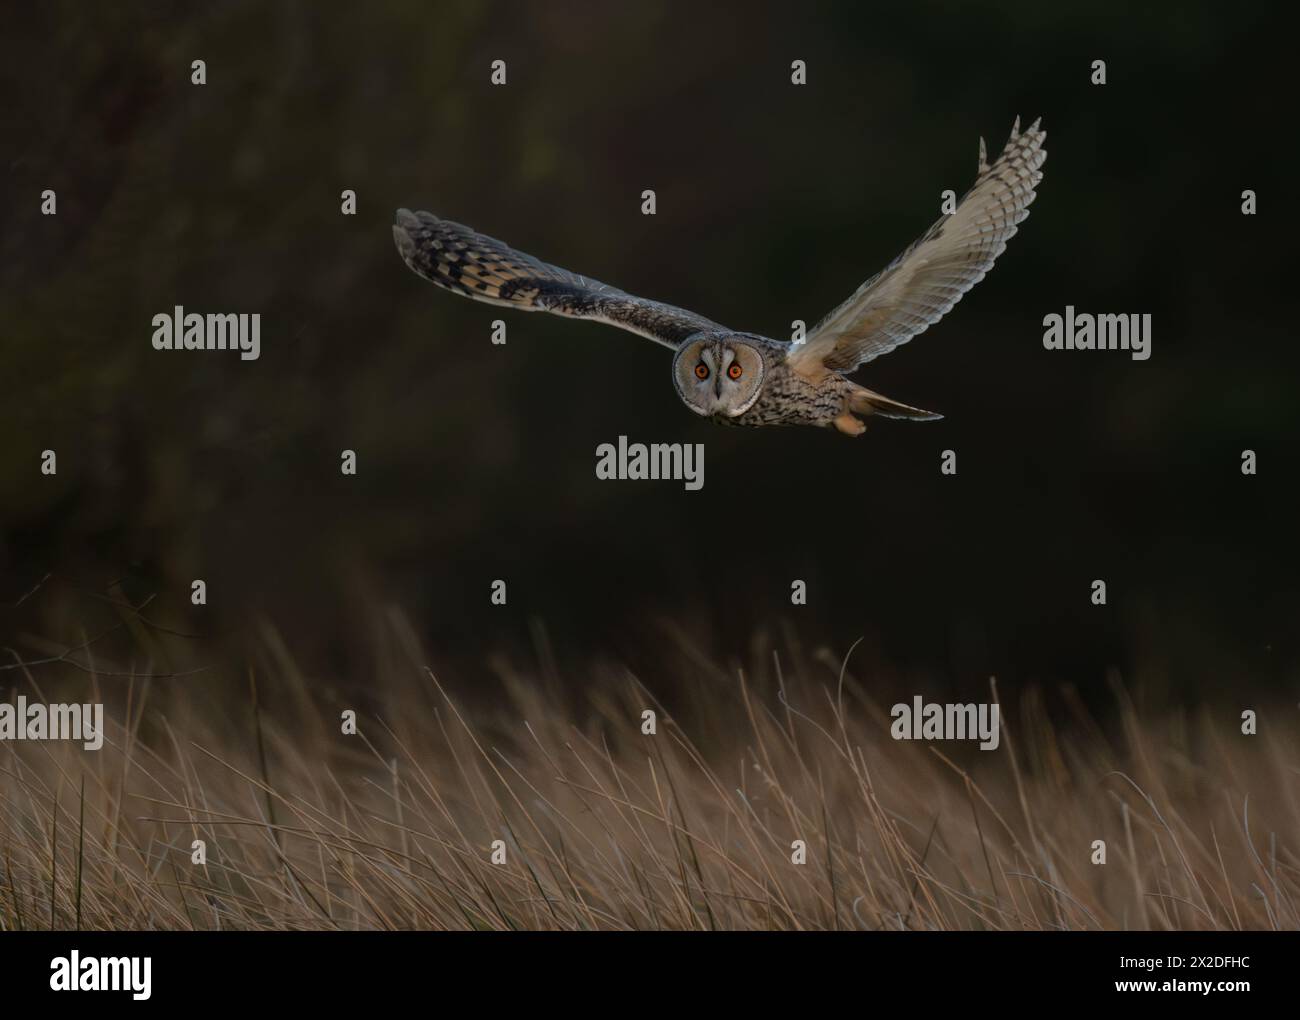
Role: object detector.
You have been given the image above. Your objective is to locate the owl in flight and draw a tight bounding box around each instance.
[394,118,1045,435]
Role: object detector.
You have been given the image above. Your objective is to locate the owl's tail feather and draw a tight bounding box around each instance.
[850,386,943,422]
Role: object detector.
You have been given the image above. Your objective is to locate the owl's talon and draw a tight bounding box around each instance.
[833,413,867,436]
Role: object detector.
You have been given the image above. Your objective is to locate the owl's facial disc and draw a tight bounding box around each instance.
[673,335,764,418]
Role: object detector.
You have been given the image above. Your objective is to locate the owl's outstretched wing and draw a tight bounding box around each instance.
[393,209,724,349]
[788,117,1046,376]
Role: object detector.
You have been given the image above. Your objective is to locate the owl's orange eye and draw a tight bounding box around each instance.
[694,362,709,380]
[727,362,743,380]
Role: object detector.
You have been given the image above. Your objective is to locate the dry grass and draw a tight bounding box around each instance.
[2,623,1298,931]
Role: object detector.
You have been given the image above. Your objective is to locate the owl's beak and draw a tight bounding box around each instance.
[714,376,723,399]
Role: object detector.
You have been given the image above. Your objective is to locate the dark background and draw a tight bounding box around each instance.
[1,1,1295,707]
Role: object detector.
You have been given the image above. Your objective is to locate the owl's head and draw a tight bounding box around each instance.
[672,333,766,418]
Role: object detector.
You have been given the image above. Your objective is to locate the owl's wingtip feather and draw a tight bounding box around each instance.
[392,223,416,258]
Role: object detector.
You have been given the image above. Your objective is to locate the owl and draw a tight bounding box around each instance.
[393,118,1045,436]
